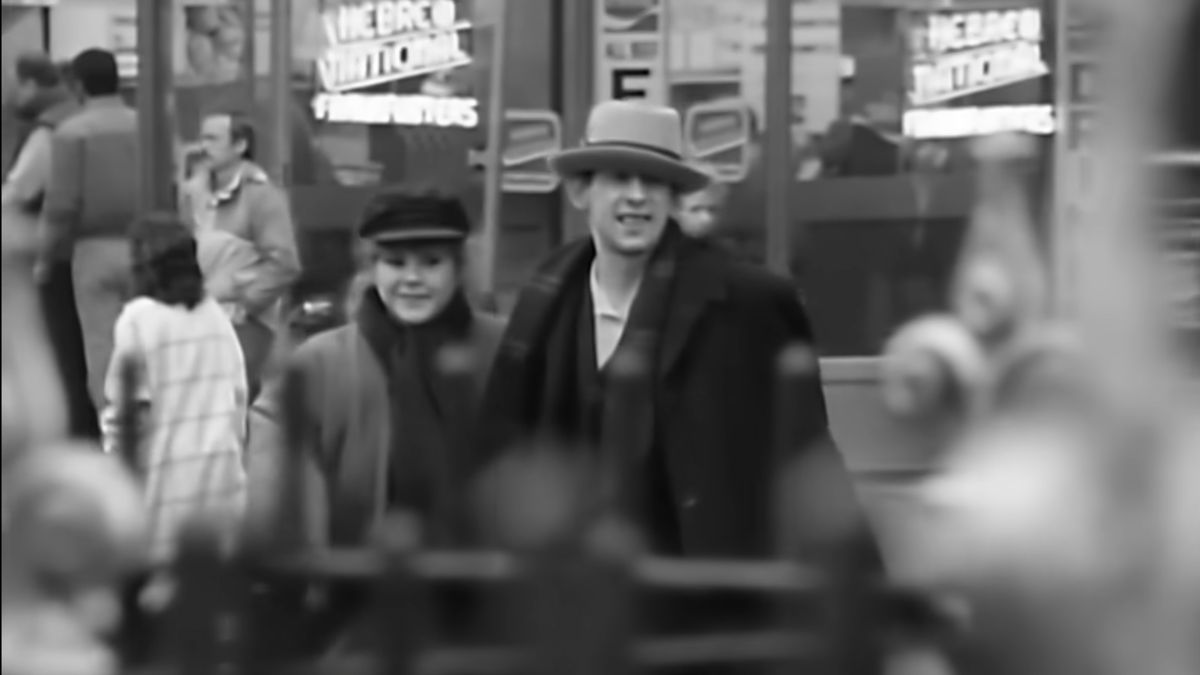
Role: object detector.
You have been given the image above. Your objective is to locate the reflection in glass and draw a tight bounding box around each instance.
[659,1,1056,356]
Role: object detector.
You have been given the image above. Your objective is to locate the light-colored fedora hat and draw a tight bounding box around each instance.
[549,99,711,193]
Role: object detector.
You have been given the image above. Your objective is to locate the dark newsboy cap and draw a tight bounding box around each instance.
[357,186,471,244]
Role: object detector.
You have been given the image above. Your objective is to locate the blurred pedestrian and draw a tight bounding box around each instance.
[675,161,727,240]
[0,52,96,441]
[181,109,301,400]
[40,48,140,413]
[56,60,83,104]
[100,212,248,564]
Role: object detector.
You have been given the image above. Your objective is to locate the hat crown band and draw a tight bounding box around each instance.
[548,100,711,193]
[583,101,687,158]
[580,138,683,161]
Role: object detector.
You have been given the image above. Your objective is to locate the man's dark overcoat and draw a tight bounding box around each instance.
[475,224,858,559]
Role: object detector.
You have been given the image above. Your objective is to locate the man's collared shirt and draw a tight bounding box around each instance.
[192,163,256,232]
[589,261,641,369]
[180,160,301,326]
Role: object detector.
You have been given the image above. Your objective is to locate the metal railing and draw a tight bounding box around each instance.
[107,341,951,674]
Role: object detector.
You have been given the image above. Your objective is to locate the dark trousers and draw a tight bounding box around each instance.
[38,260,99,440]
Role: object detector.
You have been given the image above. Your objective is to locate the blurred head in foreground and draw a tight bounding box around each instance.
[675,162,727,239]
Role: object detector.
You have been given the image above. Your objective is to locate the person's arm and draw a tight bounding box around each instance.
[766,283,831,447]
[241,185,302,315]
[100,306,150,457]
[39,129,84,266]
[763,281,883,568]
[242,350,328,551]
[0,127,52,208]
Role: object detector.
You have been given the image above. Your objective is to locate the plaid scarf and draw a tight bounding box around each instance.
[475,223,685,470]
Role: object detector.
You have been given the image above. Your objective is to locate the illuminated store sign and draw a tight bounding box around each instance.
[903,104,1056,139]
[312,92,478,127]
[684,99,753,182]
[909,8,1049,106]
[315,0,478,128]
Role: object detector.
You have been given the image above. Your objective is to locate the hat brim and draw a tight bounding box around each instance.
[549,146,710,194]
[367,227,467,244]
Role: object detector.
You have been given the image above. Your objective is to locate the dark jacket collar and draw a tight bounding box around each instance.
[500,222,729,379]
[656,236,729,377]
[354,285,474,367]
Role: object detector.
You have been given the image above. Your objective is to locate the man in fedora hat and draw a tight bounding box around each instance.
[475,100,870,568]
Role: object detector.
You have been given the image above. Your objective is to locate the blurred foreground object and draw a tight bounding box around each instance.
[2,442,147,675]
[1,222,67,459]
[3,196,147,674]
[881,0,1200,671]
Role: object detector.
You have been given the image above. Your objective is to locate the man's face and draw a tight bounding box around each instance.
[569,170,674,257]
[371,242,460,325]
[676,187,722,239]
[199,114,244,170]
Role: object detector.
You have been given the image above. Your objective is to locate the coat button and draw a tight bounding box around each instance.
[682,496,699,509]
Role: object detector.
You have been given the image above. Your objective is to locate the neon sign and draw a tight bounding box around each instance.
[313,0,478,128]
[909,8,1049,107]
[318,0,473,92]
[312,92,478,127]
[903,104,1056,139]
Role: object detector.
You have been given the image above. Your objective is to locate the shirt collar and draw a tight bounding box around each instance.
[589,260,639,320]
[206,161,259,204]
[210,168,243,201]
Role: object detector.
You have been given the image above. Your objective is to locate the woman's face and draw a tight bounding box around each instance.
[371,242,461,325]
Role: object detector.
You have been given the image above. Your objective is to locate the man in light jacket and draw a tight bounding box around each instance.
[181,109,301,398]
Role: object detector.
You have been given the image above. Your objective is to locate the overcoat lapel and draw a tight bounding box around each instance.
[656,242,728,379]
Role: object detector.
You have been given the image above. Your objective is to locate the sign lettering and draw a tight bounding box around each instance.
[903,104,1056,139]
[318,0,472,92]
[922,9,1043,54]
[611,68,652,99]
[909,7,1049,106]
[312,0,477,128]
[593,0,666,105]
[312,93,478,127]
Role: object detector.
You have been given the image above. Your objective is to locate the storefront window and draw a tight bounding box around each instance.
[289,0,486,191]
[46,0,269,185]
[288,0,560,297]
[658,0,1055,356]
